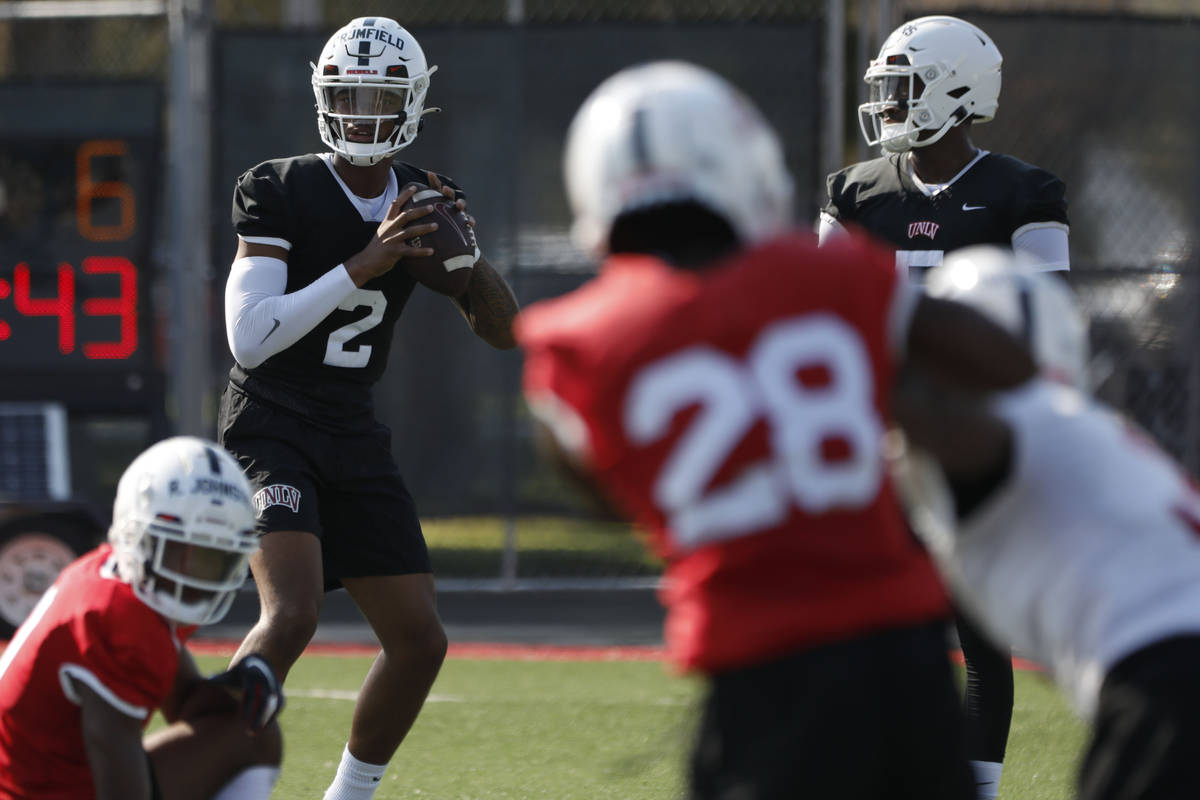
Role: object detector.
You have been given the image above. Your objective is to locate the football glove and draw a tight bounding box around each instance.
[207,653,284,731]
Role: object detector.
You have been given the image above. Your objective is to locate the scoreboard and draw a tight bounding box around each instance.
[0,83,162,411]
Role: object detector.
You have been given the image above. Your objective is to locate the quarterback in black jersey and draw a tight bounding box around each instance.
[217,17,519,799]
[820,16,1070,799]
[820,16,1070,286]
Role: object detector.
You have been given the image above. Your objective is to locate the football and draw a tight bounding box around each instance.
[400,182,477,297]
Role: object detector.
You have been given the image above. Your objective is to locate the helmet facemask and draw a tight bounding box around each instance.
[139,515,255,625]
[859,56,968,153]
[312,66,437,166]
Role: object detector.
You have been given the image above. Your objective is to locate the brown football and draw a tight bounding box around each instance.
[400,183,477,297]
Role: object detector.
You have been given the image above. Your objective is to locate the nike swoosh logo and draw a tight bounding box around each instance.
[259,318,281,345]
[962,204,986,211]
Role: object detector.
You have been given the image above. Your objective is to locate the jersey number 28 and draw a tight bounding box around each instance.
[624,314,884,550]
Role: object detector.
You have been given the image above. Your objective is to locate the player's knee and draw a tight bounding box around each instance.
[383,617,447,674]
[412,618,448,672]
[263,598,321,645]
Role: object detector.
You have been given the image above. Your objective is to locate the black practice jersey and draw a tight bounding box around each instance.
[228,154,464,431]
[823,151,1067,279]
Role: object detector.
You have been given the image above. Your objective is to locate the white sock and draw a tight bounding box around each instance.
[212,766,280,800]
[970,760,1003,800]
[322,744,389,800]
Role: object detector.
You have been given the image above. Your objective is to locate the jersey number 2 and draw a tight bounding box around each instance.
[625,314,884,550]
[324,289,386,368]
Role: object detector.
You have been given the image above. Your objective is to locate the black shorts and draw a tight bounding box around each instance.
[218,383,431,591]
[689,622,975,800]
[1078,635,1200,800]
[146,751,163,800]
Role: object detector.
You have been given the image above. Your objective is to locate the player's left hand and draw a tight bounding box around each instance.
[427,170,477,228]
[207,653,285,731]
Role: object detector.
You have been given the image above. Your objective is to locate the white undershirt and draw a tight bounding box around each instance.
[905,149,988,198]
[225,154,399,368]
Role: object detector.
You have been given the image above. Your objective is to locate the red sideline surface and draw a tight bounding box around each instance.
[950,649,1044,673]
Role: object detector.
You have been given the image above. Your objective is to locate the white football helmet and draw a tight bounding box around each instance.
[859,16,1002,153]
[925,246,1089,390]
[312,17,438,166]
[564,60,794,255]
[108,437,259,626]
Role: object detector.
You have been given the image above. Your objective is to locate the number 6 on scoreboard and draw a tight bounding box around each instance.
[76,140,136,243]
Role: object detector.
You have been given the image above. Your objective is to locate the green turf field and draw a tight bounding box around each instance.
[187,654,1087,800]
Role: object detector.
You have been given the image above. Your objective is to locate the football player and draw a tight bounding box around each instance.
[819,17,1070,794]
[0,437,283,800]
[894,246,1200,800]
[218,16,519,800]
[517,60,1038,799]
[821,16,1069,282]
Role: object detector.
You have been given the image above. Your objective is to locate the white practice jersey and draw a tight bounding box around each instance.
[918,380,1200,718]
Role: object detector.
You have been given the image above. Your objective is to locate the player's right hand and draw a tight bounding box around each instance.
[207,653,285,732]
[345,183,439,285]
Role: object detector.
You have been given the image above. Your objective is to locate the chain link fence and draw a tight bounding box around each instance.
[1,2,1195,580]
[910,9,1200,471]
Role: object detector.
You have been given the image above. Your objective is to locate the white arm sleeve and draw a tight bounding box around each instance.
[224,256,357,369]
[817,211,848,246]
[1012,222,1070,272]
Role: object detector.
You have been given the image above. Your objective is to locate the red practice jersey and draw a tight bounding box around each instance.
[518,233,949,673]
[0,545,189,800]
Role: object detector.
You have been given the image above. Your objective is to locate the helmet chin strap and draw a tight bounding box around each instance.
[880,114,959,154]
[334,115,415,166]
